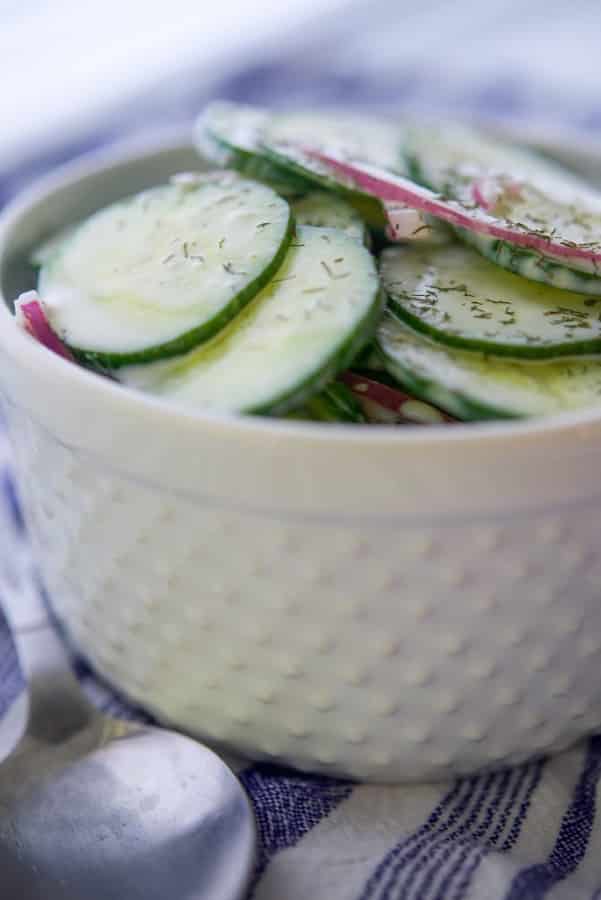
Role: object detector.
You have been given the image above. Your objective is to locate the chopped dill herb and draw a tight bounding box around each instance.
[223,261,246,276]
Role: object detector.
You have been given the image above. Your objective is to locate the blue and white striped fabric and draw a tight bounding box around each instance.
[3,4,601,894]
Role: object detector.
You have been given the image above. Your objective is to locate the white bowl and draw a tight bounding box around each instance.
[2,131,601,782]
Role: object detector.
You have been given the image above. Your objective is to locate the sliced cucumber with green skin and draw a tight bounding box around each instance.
[456,228,601,295]
[264,109,406,173]
[197,101,407,228]
[292,191,368,242]
[377,311,601,421]
[404,122,590,196]
[195,100,266,164]
[404,122,601,277]
[381,242,601,359]
[196,101,406,201]
[196,101,312,196]
[37,172,293,367]
[261,140,390,229]
[117,227,384,415]
[304,382,366,423]
[290,382,366,423]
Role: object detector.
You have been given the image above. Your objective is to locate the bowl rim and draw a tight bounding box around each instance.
[2,125,601,452]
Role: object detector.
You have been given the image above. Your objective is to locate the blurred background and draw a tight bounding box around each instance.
[2,0,601,191]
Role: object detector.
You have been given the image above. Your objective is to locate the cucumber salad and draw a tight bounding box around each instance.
[15,100,601,425]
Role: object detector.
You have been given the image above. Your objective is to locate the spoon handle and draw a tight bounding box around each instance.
[1,564,95,743]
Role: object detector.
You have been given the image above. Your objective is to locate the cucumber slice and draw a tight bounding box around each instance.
[198,101,404,170]
[404,122,601,277]
[303,382,366,423]
[456,228,601,295]
[381,242,601,359]
[196,101,311,196]
[197,100,406,227]
[286,384,365,423]
[263,110,408,230]
[37,172,293,366]
[261,139,390,229]
[291,191,367,242]
[265,109,405,173]
[377,311,601,421]
[117,227,383,415]
[404,122,589,196]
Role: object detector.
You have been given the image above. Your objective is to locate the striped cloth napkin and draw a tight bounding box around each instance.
[3,7,601,895]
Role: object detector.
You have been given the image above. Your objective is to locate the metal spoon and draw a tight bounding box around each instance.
[0,576,256,900]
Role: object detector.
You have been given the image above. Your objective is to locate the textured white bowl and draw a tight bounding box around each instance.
[2,132,601,782]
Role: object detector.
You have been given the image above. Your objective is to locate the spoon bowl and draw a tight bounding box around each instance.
[0,720,255,900]
[0,577,256,900]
